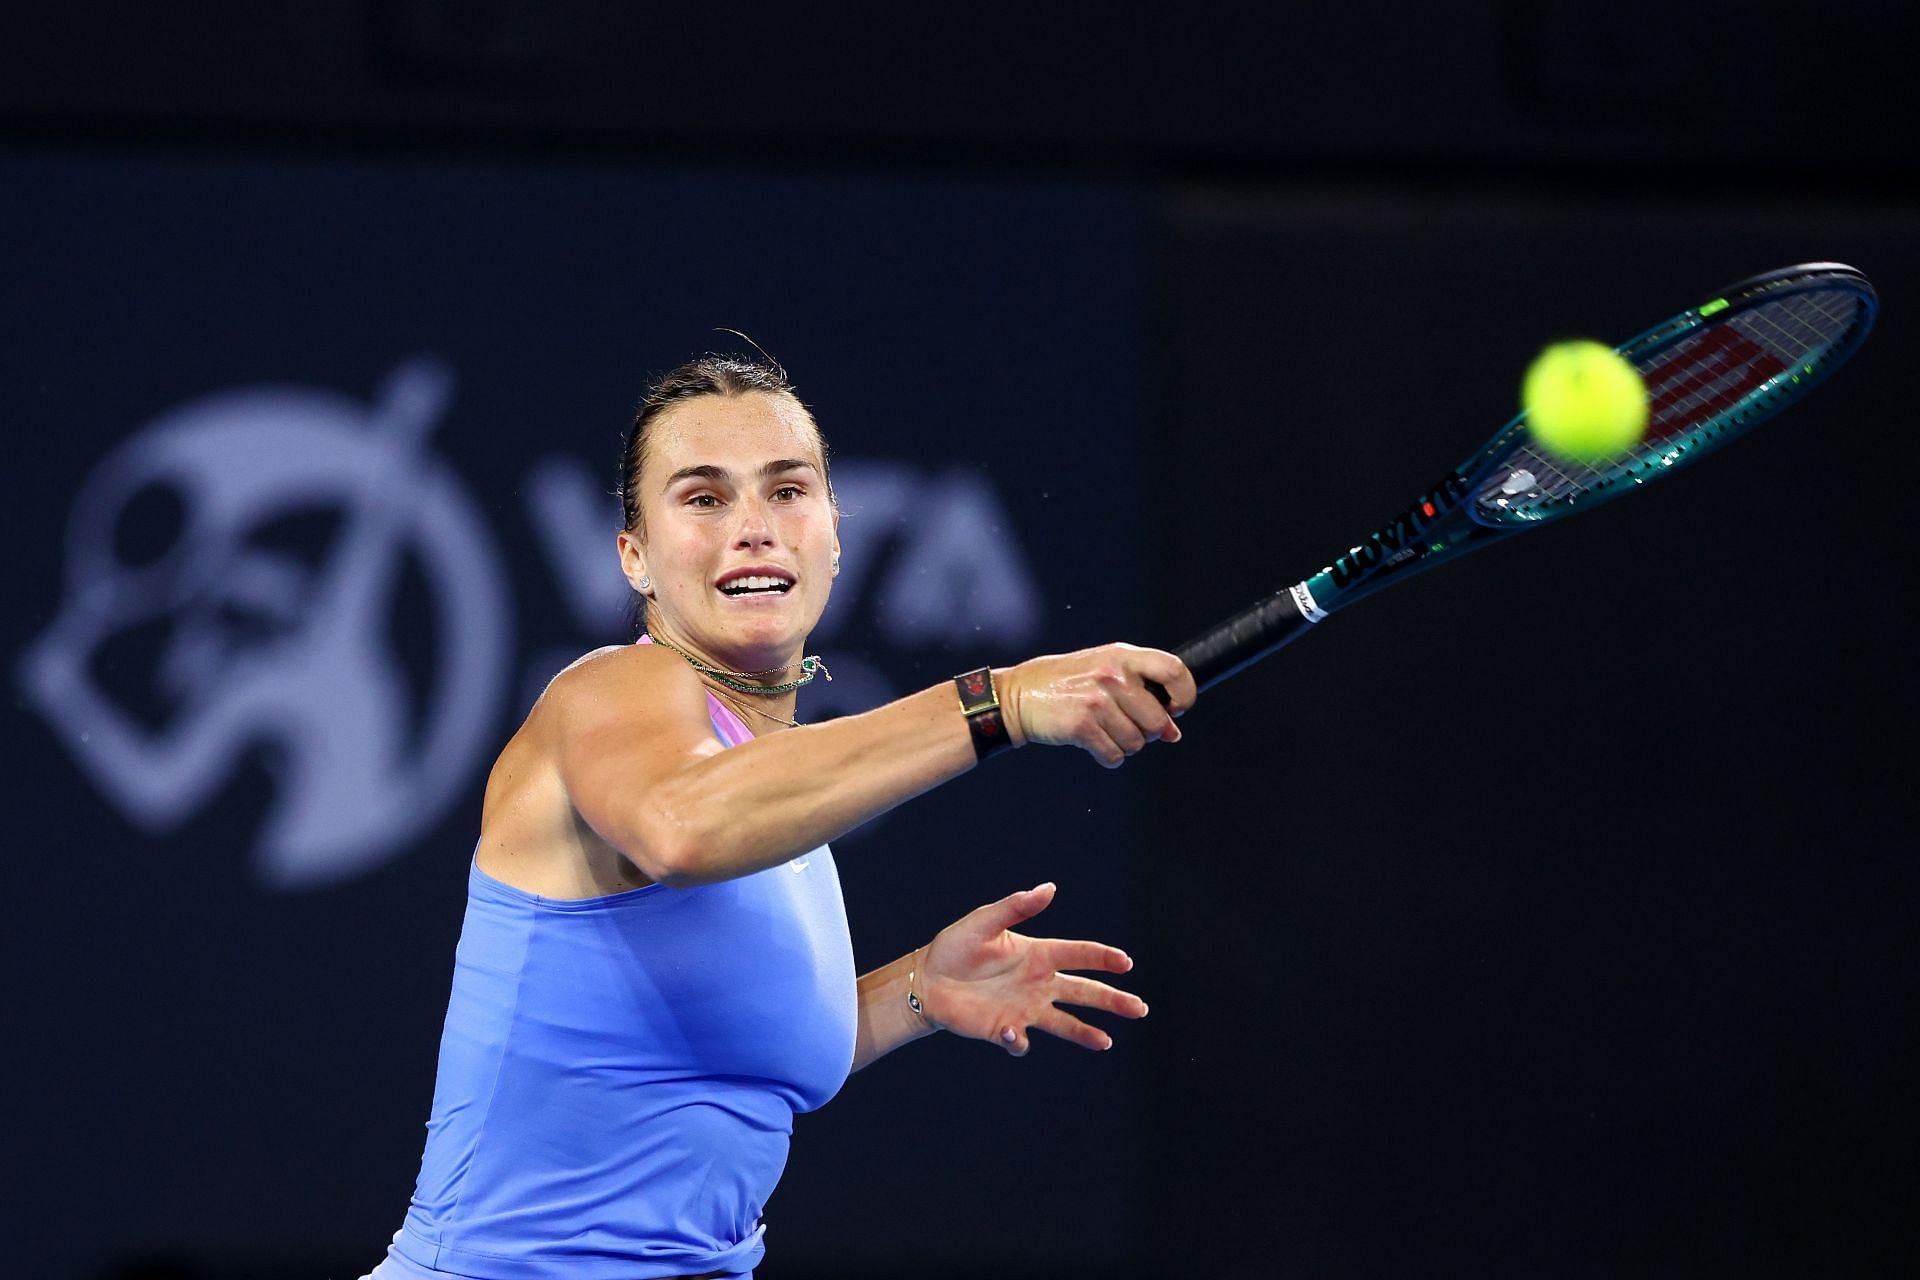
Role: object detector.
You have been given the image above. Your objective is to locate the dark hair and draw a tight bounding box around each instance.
[617,352,830,535]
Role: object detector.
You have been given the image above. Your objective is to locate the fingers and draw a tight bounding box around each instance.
[1082,669,1175,766]
[1123,644,1198,718]
[1039,938,1134,976]
[1054,973,1149,1021]
[1095,695,1148,755]
[966,881,1057,935]
[1033,1007,1117,1052]
[1087,705,1139,768]
[988,953,1149,1058]
[1088,647,1187,764]
[995,997,1147,1057]
[1107,677,1179,749]
[1013,987,1148,1054]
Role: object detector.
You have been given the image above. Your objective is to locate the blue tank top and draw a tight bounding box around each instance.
[393,689,857,1279]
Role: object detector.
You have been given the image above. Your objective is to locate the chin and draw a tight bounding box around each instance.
[720,611,813,659]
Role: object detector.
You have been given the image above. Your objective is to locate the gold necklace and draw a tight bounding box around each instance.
[711,686,799,730]
[647,631,830,695]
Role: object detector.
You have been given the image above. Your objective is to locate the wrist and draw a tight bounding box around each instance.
[906,946,944,1035]
[993,666,1027,747]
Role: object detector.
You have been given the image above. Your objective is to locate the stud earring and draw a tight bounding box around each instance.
[830,555,840,578]
[637,575,652,591]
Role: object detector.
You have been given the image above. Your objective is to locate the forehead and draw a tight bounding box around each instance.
[644,392,822,481]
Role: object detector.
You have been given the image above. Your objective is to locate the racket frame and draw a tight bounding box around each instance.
[1169,262,1878,694]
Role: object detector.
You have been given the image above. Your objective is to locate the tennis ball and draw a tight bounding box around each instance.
[1522,340,1649,463]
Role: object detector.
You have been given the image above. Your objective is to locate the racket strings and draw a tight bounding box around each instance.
[1475,286,1869,521]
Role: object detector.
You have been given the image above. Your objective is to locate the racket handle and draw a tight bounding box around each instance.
[1147,587,1321,704]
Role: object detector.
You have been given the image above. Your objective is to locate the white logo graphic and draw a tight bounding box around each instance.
[18,360,512,889]
[1289,581,1328,623]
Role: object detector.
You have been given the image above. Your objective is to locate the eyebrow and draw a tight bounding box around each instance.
[663,458,819,487]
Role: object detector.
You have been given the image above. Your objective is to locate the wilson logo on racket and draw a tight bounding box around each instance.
[1326,472,1472,588]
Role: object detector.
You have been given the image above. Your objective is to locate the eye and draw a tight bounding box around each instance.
[771,484,804,502]
[686,492,721,509]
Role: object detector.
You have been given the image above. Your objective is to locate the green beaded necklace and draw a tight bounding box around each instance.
[647,631,830,696]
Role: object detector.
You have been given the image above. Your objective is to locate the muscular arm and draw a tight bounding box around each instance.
[552,641,1192,888]
[553,645,981,886]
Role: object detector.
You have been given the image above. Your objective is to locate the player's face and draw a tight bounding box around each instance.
[619,392,838,670]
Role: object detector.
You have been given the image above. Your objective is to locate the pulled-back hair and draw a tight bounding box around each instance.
[616,353,829,535]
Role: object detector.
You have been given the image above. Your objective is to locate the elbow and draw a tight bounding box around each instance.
[616,770,777,887]
[624,802,723,888]
[646,847,707,890]
[623,828,702,889]
[649,848,742,889]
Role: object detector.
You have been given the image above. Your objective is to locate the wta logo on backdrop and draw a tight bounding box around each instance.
[17,360,1041,890]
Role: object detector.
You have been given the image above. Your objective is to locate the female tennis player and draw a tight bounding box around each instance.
[364,354,1195,1280]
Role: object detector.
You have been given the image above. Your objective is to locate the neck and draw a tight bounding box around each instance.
[642,626,819,728]
[647,620,799,677]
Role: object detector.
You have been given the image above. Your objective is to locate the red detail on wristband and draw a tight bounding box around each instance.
[967,706,1013,760]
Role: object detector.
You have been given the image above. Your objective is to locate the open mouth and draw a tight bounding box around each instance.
[717,574,795,598]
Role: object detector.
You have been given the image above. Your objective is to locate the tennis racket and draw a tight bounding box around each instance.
[1154,261,1878,697]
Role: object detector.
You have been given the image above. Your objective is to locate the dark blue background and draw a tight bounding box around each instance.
[4,152,1153,1277]
[5,3,1920,1272]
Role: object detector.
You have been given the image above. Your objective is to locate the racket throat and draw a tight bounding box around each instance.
[1326,472,1472,589]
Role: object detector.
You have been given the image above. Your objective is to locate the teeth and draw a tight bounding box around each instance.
[722,574,792,594]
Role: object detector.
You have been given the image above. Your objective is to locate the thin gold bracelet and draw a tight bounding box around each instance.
[906,952,942,1032]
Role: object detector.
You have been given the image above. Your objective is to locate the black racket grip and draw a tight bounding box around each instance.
[1144,588,1319,705]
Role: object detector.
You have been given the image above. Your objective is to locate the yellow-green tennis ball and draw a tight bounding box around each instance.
[1523,340,1649,463]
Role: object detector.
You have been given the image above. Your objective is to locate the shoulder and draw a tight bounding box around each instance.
[535,642,712,739]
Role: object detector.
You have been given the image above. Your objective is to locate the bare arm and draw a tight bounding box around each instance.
[554,645,977,886]
[553,642,1195,887]
[852,948,938,1072]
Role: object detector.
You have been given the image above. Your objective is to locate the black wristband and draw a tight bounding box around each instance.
[953,667,1015,761]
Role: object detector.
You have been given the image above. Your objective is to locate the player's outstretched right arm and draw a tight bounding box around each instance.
[551,642,1195,888]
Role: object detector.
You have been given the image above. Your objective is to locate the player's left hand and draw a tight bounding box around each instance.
[917,883,1147,1056]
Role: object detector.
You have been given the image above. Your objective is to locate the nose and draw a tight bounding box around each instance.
[732,493,775,549]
